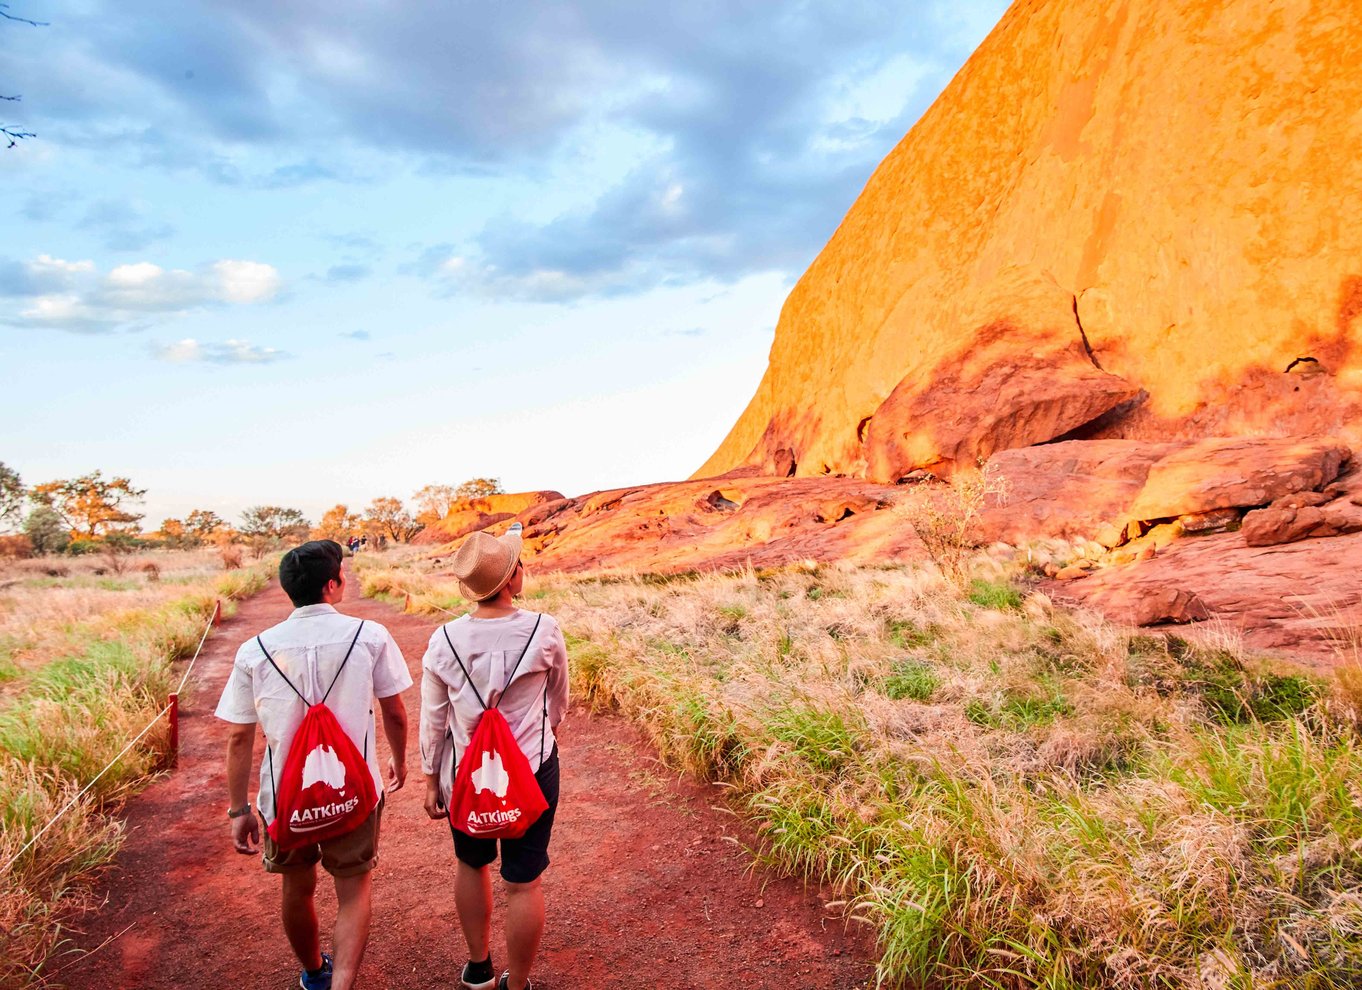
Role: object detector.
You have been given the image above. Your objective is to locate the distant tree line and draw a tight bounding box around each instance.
[0,460,505,560]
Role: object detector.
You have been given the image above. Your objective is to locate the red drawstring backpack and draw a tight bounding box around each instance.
[259,622,378,851]
[443,614,549,839]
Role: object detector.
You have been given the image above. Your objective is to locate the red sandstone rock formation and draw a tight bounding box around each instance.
[697,0,1362,484]
[432,477,925,576]
[413,490,563,545]
[1050,531,1362,667]
[979,436,1352,544]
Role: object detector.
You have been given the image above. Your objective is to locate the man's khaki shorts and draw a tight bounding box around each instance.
[261,797,384,878]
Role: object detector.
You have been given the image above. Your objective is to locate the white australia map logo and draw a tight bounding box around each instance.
[301,744,347,794]
[471,750,510,799]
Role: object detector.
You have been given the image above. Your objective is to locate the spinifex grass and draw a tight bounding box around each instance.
[0,563,269,988]
[366,555,1362,989]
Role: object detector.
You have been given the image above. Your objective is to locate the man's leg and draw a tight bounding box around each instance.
[331,871,373,990]
[281,866,323,972]
[503,877,544,990]
[455,860,494,964]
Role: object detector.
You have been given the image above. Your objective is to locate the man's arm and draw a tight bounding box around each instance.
[224,721,260,854]
[378,692,408,792]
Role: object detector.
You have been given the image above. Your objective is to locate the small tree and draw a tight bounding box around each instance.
[185,508,227,542]
[158,517,196,549]
[99,531,141,575]
[0,461,24,529]
[412,484,457,524]
[454,477,504,502]
[23,505,68,554]
[364,496,422,543]
[31,471,146,539]
[313,504,361,542]
[240,505,310,558]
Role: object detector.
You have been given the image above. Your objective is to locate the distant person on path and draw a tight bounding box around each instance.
[217,540,412,990]
[420,527,569,990]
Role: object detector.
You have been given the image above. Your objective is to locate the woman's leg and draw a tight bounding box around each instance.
[455,860,494,962]
[503,876,544,990]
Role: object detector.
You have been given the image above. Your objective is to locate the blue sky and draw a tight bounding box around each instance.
[2,0,1009,528]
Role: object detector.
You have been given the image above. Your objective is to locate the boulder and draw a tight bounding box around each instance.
[1242,497,1362,547]
[1127,437,1350,521]
[1090,586,1211,627]
[977,439,1178,543]
[697,0,1362,484]
[1051,530,1362,664]
[863,275,1140,481]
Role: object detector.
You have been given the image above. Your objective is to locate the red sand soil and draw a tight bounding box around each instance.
[63,566,875,989]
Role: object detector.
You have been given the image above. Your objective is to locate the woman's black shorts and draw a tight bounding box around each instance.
[451,747,559,884]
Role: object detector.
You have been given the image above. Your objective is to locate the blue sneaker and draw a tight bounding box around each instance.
[300,952,332,990]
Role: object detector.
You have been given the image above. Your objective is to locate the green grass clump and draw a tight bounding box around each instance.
[964,688,1071,730]
[966,578,1023,611]
[882,659,940,701]
[767,703,860,775]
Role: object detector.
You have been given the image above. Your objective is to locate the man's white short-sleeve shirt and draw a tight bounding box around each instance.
[215,604,412,825]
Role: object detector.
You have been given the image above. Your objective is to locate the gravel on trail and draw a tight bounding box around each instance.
[65,564,875,989]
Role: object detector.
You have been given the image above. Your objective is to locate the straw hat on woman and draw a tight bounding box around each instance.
[418,526,569,990]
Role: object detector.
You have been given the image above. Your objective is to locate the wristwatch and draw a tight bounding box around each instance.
[227,802,252,819]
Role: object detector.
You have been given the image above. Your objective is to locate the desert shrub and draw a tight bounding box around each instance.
[908,466,1005,582]
[0,535,33,560]
[22,506,70,556]
[218,545,243,570]
[1189,655,1321,725]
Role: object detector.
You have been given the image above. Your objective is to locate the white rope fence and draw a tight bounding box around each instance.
[1,599,223,878]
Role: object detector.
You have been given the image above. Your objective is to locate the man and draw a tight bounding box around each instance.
[218,540,412,990]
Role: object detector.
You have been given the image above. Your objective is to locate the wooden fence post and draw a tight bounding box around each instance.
[168,692,180,764]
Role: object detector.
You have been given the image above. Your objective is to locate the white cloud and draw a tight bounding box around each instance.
[213,260,283,303]
[152,337,289,364]
[0,254,283,332]
[31,255,97,277]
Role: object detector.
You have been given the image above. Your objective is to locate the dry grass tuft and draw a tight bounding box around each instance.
[365,554,1362,989]
[0,554,271,985]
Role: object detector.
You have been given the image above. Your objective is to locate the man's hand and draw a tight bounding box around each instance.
[224,721,259,855]
[231,811,260,855]
[387,754,407,792]
[423,778,445,821]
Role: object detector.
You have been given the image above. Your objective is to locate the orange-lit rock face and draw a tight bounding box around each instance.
[412,490,564,545]
[432,477,926,575]
[698,0,1362,483]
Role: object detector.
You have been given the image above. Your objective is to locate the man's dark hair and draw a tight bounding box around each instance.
[278,540,344,606]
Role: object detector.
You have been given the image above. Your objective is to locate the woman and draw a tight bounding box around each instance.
[420,527,569,990]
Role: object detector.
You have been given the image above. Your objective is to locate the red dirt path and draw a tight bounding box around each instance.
[64,567,875,989]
